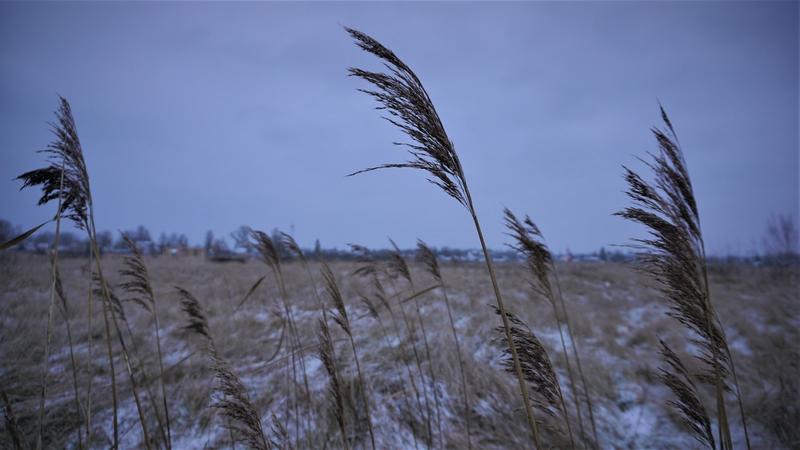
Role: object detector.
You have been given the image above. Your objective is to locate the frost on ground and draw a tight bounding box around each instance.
[0,254,796,449]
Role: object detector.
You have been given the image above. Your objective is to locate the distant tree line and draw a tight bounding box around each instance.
[1,215,797,265]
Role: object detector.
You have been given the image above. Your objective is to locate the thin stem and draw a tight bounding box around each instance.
[153,307,172,449]
[373,313,420,450]
[276,270,314,449]
[438,283,472,449]
[552,270,597,448]
[389,278,433,447]
[544,283,579,448]
[85,244,95,448]
[89,215,151,450]
[348,330,376,450]
[698,243,732,450]
[468,199,542,449]
[408,281,443,449]
[35,160,65,450]
[61,286,85,450]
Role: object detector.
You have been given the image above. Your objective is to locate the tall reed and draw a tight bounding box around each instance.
[34,158,66,450]
[617,106,750,449]
[93,276,153,449]
[177,286,271,449]
[16,97,153,448]
[346,27,543,447]
[504,208,601,447]
[120,234,172,449]
[417,240,472,448]
[54,267,85,449]
[387,240,443,447]
[321,261,376,449]
[318,317,349,450]
[357,288,420,450]
[492,307,568,432]
[250,229,313,447]
[351,244,433,447]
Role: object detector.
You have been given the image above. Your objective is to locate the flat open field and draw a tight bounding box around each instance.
[0,253,797,449]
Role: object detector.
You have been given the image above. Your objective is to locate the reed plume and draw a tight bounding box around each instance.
[504,208,600,447]
[417,239,473,448]
[321,261,376,449]
[346,27,543,446]
[616,106,750,449]
[120,234,172,449]
[318,317,349,450]
[492,307,566,425]
[250,229,313,447]
[659,340,715,449]
[177,286,271,450]
[16,97,89,232]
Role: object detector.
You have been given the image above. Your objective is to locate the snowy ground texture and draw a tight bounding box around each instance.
[1,254,797,449]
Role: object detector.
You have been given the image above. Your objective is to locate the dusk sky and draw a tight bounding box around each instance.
[1,2,797,254]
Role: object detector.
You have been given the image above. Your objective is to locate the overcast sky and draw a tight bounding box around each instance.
[1,1,797,254]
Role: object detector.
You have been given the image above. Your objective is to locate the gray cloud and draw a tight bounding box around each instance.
[1,1,797,254]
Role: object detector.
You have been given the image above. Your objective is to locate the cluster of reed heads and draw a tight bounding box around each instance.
[1,27,753,449]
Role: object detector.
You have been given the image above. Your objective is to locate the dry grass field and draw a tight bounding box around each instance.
[1,253,796,449]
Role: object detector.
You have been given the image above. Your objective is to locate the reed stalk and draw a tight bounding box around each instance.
[617,106,750,449]
[552,271,599,446]
[35,159,65,450]
[346,27,544,446]
[120,234,172,449]
[504,208,585,448]
[322,261,376,449]
[55,267,85,450]
[16,97,155,448]
[250,230,313,447]
[388,240,443,448]
[177,287,271,449]
[318,318,349,450]
[351,244,432,447]
[358,285,421,450]
[417,240,472,449]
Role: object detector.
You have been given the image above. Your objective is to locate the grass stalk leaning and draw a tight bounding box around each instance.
[417,240,472,449]
[617,106,750,449]
[177,287,271,450]
[55,267,86,450]
[251,230,313,447]
[120,234,172,449]
[345,27,543,447]
[35,159,65,450]
[387,240,443,448]
[352,244,433,447]
[322,261,377,449]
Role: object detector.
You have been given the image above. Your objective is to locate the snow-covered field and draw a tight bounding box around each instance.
[1,254,796,449]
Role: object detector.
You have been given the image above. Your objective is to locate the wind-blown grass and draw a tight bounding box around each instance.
[346,26,544,447]
[322,261,377,449]
[387,239,443,448]
[120,234,172,449]
[417,239,473,449]
[617,106,751,450]
[177,286,271,450]
[504,207,600,448]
